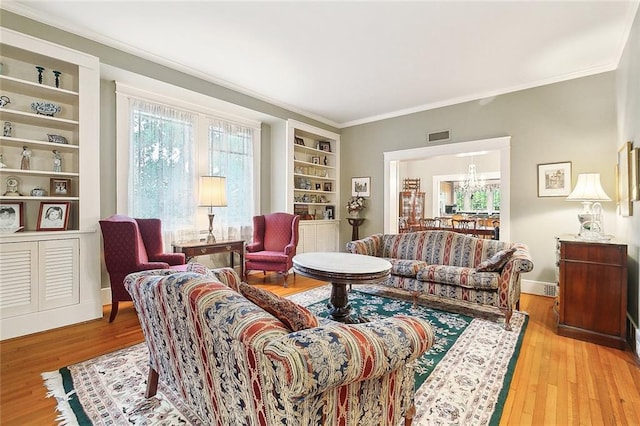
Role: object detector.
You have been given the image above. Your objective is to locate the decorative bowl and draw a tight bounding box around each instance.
[47,134,68,144]
[31,101,61,117]
[31,187,47,196]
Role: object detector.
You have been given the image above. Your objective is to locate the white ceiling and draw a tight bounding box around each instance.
[5,1,639,128]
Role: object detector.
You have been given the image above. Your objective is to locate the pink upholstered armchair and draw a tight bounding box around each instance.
[99,215,186,322]
[245,212,300,287]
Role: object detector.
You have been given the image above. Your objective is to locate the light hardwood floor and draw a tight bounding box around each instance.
[1,273,639,425]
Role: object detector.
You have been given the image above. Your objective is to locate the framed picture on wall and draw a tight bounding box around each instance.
[537,162,572,197]
[351,176,371,197]
[631,146,639,202]
[617,141,632,216]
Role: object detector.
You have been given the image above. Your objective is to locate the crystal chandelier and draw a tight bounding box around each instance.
[461,164,485,193]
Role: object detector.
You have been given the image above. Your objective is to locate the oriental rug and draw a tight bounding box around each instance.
[42,284,527,426]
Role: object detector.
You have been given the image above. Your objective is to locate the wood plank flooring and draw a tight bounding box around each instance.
[1,273,639,425]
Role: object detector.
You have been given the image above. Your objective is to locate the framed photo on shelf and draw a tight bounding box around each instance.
[323,182,332,192]
[294,136,305,146]
[325,205,335,220]
[50,178,71,196]
[311,156,320,165]
[315,183,321,190]
[351,176,371,197]
[537,162,572,197]
[317,140,331,152]
[0,201,24,231]
[617,141,632,216]
[37,201,70,231]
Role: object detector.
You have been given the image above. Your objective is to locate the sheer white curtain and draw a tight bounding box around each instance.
[206,118,255,242]
[129,99,197,242]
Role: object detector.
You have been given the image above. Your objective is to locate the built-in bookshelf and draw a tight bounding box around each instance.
[0,28,101,339]
[286,120,340,253]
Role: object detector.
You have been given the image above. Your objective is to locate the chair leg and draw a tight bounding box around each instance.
[145,367,159,398]
[109,300,119,323]
[282,271,289,288]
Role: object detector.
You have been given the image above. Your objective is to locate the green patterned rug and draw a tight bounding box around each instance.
[43,284,527,425]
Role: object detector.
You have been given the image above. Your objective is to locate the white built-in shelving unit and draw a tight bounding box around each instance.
[0,28,101,339]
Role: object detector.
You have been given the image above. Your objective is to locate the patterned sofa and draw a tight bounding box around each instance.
[347,230,534,329]
[125,266,434,425]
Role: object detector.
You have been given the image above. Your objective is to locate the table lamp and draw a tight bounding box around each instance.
[566,173,611,240]
[198,176,227,242]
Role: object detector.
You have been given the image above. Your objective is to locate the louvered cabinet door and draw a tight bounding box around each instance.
[38,239,79,311]
[0,242,39,318]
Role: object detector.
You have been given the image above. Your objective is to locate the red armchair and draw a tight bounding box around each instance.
[245,212,300,287]
[99,215,186,322]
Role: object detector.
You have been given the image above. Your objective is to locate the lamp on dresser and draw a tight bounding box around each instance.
[199,176,227,242]
[566,173,611,241]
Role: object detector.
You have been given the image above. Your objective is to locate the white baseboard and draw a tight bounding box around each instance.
[101,287,111,306]
[521,279,556,297]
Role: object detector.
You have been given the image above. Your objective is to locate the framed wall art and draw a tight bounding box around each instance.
[37,201,70,231]
[351,176,371,197]
[537,162,572,197]
[617,141,632,216]
[631,146,639,202]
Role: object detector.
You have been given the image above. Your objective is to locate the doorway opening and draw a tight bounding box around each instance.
[383,136,511,240]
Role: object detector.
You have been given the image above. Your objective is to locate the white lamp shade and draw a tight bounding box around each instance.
[566,173,611,202]
[199,176,227,207]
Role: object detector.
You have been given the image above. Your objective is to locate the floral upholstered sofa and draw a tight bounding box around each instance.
[347,230,534,329]
[125,265,434,426]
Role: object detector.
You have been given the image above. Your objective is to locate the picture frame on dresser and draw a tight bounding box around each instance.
[616,141,632,216]
[537,162,572,197]
[37,201,70,231]
[0,201,24,231]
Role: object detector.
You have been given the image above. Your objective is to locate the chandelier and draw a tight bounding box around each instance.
[461,164,485,193]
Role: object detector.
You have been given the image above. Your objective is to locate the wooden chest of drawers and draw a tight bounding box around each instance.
[556,237,627,349]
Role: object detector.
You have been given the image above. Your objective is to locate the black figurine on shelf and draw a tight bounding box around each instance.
[35,66,45,84]
[53,70,61,88]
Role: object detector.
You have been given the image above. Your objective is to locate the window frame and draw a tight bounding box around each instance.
[115,82,261,229]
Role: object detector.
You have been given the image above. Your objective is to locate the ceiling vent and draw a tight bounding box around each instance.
[427,130,450,143]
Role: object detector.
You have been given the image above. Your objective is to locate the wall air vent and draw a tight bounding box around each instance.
[427,130,450,143]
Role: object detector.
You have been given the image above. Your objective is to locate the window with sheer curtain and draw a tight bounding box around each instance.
[116,84,260,247]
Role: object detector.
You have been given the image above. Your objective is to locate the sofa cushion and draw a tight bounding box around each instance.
[387,259,428,278]
[416,265,500,290]
[476,248,516,272]
[239,282,318,331]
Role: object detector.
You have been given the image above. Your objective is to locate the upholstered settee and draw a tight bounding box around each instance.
[346,230,534,329]
[125,266,435,426]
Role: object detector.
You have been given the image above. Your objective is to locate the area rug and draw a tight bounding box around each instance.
[42,284,527,425]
